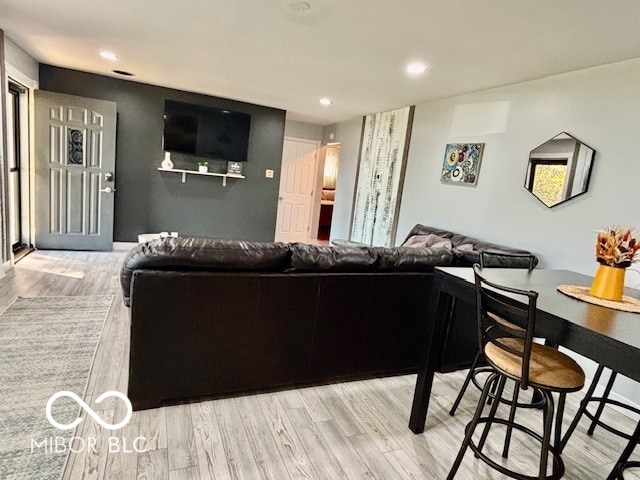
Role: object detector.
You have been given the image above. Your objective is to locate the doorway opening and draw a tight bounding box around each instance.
[316,143,340,243]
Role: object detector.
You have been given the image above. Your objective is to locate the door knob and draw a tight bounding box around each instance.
[278,196,284,201]
[100,187,115,194]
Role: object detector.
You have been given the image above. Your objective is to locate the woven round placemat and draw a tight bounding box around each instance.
[557,284,640,313]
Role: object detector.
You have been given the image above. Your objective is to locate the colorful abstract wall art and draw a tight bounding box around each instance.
[440,143,484,186]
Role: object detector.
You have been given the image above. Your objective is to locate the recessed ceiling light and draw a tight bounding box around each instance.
[319,98,332,106]
[406,62,427,75]
[112,70,134,77]
[100,51,118,61]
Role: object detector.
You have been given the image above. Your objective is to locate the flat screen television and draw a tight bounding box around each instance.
[163,100,251,162]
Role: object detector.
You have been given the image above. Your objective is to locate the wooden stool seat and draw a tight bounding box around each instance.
[486,339,585,392]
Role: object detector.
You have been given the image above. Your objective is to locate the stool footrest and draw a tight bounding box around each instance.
[467,417,565,480]
[582,397,640,441]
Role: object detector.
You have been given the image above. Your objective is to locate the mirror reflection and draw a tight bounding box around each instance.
[525,132,595,208]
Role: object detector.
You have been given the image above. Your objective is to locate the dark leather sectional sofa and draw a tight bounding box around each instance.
[120,224,536,410]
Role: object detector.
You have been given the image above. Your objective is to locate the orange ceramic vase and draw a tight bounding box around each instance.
[589,264,626,301]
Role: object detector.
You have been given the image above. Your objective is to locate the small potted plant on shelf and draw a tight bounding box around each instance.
[198,161,209,173]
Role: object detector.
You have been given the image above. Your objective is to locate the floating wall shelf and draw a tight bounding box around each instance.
[158,167,245,187]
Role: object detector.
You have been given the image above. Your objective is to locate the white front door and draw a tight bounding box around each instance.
[34,90,117,250]
[274,137,319,243]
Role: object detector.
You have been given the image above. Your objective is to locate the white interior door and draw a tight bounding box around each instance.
[34,90,117,250]
[274,137,319,243]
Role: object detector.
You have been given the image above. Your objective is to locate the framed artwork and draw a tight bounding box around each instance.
[350,106,414,247]
[440,143,484,186]
[227,161,243,175]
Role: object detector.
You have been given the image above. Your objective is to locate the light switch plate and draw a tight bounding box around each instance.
[265,169,274,178]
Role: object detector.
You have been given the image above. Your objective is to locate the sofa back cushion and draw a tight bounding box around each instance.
[289,243,378,272]
[120,237,291,305]
[401,224,538,268]
[401,233,453,250]
[402,224,455,243]
[373,246,453,271]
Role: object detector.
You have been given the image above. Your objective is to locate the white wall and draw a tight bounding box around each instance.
[5,36,39,82]
[332,58,640,273]
[329,57,640,405]
[284,119,323,142]
[399,58,640,276]
[2,35,39,268]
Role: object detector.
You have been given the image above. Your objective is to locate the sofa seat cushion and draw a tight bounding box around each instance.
[290,244,377,272]
[373,246,454,271]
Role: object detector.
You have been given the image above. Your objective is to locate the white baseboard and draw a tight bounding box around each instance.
[112,242,138,251]
[582,377,640,422]
[0,260,10,280]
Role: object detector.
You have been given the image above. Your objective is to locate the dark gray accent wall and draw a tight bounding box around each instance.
[39,65,286,242]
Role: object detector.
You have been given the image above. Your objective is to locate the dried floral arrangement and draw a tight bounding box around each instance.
[595,226,640,268]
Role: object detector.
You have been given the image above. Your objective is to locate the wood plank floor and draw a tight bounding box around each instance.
[1,250,638,479]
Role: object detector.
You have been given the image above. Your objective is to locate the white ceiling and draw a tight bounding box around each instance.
[2,0,640,126]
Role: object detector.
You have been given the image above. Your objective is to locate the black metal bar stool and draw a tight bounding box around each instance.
[561,365,640,448]
[559,364,640,479]
[606,419,640,479]
[449,250,545,460]
[449,249,539,417]
[446,265,585,480]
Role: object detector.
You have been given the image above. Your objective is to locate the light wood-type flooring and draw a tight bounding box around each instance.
[1,250,638,479]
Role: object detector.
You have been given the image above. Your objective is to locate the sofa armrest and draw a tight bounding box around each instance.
[453,243,538,268]
[478,249,538,269]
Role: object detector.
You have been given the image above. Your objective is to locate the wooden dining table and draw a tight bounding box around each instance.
[409,267,640,435]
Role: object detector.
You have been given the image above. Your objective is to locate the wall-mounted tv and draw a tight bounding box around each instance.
[163,100,251,162]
